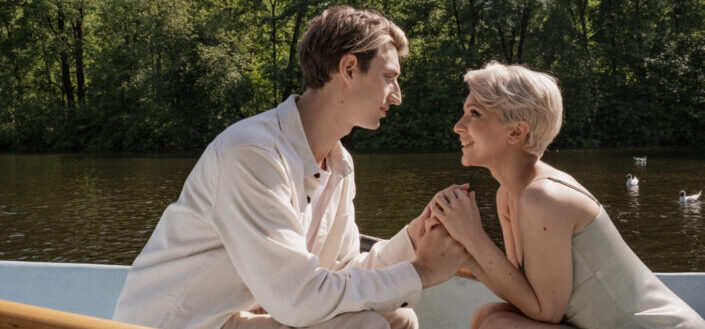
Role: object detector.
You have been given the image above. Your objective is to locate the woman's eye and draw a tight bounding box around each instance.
[470,110,480,117]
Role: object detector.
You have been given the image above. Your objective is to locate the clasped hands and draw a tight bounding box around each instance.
[409,183,483,288]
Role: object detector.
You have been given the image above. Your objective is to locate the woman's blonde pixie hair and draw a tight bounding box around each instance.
[299,5,408,89]
[464,61,563,156]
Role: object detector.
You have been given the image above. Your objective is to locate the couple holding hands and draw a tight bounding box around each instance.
[113,5,704,329]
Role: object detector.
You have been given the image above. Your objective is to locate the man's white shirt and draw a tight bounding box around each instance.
[112,95,422,329]
[306,163,331,251]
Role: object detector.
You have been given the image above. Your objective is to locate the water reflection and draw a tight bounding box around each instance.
[681,201,702,217]
[350,149,705,273]
[0,154,196,264]
[1,148,705,271]
[627,185,640,210]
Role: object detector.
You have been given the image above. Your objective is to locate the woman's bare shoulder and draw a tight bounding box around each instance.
[518,174,599,230]
[515,185,575,241]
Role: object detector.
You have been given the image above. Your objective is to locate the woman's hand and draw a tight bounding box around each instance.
[430,186,485,247]
[410,184,469,244]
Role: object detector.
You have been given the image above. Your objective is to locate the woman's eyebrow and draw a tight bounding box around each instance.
[465,103,480,110]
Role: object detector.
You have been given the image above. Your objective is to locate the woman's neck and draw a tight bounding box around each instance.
[489,150,542,197]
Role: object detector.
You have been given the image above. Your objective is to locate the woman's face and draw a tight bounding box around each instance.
[453,92,511,167]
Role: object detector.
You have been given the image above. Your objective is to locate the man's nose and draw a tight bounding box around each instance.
[389,82,402,105]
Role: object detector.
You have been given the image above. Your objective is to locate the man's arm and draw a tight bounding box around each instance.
[334,182,469,289]
[332,179,460,272]
[334,219,418,271]
[212,145,422,327]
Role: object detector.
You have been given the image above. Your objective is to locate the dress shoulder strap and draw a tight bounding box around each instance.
[532,177,600,205]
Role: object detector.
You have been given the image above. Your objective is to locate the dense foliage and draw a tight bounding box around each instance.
[1,0,704,152]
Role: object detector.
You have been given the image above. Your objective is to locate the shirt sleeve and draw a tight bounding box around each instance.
[329,174,421,307]
[342,225,418,270]
[211,145,421,327]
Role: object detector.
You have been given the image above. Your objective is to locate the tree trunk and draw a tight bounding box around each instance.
[608,0,617,75]
[579,0,590,58]
[451,0,468,52]
[672,0,684,34]
[73,4,86,103]
[57,3,75,108]
[497,24,513,63]
[282,1,307,98]
[124,22,129,46]
[634,0,641,54]
[469,0,479,47]
[516,0,532,63]
[269,0,279,107]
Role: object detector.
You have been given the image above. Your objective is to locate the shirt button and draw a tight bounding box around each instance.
[306,196,311,203]
[314,172,320,178]
[401,302,408,307]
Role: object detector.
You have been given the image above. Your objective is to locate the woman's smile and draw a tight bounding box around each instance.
[461,140,474,150]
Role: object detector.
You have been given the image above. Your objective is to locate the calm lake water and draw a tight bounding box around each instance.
[1,148,704,271]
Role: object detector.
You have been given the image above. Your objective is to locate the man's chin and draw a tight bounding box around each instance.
[358,121,382,130]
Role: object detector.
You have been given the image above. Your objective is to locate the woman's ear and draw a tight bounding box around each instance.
[507,121,530,146]
[338,54,358,85]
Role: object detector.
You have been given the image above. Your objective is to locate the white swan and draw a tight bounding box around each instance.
[680,190,701,203]
[626,174,639,187]
[633,156,647,165]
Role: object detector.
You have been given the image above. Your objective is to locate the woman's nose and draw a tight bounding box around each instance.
[453,117,464,134]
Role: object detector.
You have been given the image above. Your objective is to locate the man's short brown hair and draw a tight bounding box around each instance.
[298,6,408,89]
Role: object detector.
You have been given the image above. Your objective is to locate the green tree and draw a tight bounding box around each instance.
[2,0,704,152]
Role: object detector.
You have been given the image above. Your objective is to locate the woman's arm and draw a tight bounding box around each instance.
[495,186,518,269]
[430,185,574,324]
[457,187,513,299]
[460,256,508,300]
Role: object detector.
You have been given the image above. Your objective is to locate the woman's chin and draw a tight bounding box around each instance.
[461,155,486,168]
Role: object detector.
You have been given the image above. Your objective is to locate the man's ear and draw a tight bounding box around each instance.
[507,121,530,146]
[338,54,358,85]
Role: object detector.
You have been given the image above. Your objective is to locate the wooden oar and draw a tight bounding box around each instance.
[0,299,156,329]
[360,234,477,280]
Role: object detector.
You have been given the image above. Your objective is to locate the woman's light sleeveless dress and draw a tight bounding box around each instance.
[530,177,705,329]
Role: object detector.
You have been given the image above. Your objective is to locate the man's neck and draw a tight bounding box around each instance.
[296,87,352,167]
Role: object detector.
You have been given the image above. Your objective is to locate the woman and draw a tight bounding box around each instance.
[426,62,705,329]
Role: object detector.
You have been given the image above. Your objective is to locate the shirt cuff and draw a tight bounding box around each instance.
[387,261,423,310]
[376,225,417,265]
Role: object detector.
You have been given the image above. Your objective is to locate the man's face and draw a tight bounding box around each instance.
[344,43,402,130]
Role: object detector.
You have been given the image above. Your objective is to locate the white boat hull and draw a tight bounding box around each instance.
[1,261,704,329]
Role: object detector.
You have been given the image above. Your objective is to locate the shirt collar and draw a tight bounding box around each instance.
[326,141,353,177]
[276,95,353,178]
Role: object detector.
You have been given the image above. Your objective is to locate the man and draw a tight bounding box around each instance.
[113,6,467,329]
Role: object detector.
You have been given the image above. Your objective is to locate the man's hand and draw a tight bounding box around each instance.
[411,225,470,288]
[407,205,430,250]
